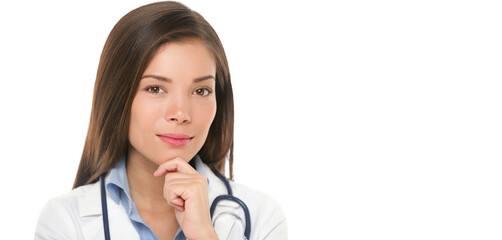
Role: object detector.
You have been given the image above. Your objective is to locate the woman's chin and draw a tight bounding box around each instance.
[155,152,197,164]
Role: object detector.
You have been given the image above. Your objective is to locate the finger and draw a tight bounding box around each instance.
[163,172,206,186]
[170,197,185,211]
[154,157,197,176]
[165,184,183,208]
[163,172,195,181]
[165,184,193,210]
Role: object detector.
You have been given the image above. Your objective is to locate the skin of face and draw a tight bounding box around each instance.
[128,40,217,167]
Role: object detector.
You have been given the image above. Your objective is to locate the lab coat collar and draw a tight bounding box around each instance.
[79,178,103,218]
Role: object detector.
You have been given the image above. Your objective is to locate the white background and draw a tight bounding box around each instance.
[1,0,501,239]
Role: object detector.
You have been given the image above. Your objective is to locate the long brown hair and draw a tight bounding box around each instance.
[73,1,234,189]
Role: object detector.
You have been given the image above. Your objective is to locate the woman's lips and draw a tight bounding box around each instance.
[157,133,193,146]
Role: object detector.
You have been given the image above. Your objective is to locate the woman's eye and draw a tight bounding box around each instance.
[146,86,164,94]
[194,88,212,96]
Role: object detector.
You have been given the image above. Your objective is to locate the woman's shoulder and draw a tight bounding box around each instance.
[228,181,288,239]
[230,181,281,207]
[35,182,99,239]
[203,163,287,227]
[41,181,99,213]
[230,181,285,215]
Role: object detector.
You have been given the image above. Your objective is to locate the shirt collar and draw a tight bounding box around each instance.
[106,155,132,206]
[194,155,209,183]
[106,155,209,205]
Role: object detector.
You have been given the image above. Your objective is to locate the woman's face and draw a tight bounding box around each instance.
[128,40,217,165]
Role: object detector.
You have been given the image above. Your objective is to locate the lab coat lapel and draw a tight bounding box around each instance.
[206,168,229,201]
[79,176,139,240]
[79,180,106,240]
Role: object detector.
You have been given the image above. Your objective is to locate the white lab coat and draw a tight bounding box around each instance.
[34,162,287,240]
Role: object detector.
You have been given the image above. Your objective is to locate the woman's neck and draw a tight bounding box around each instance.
[126,148,172,213]
[126,148,180,239]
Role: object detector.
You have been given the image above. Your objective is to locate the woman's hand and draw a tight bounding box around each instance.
[153,158,218,240]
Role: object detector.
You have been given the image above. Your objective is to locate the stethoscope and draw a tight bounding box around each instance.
[99,170,251,240]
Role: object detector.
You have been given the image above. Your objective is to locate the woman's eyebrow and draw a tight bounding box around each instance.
[141,74,170,82]
[193,75,215,83]
[141,74,215,83]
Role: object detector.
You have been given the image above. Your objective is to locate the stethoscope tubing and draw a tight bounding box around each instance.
[210,194,251,239]
[211,170,251,239]
[100,174,111,240]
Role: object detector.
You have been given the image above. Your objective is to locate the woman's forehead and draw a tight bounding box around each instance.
[144,40,217,78]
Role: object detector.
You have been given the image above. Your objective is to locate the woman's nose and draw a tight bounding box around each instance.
[165,95,192,124]
[168,113,191,124]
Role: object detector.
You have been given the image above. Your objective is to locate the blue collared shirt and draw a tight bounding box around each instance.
[106,156,209,240]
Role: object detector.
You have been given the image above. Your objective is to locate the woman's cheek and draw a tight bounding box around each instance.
[194,100,216,141]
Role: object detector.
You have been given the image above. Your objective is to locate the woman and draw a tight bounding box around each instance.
[35,2,287,240]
